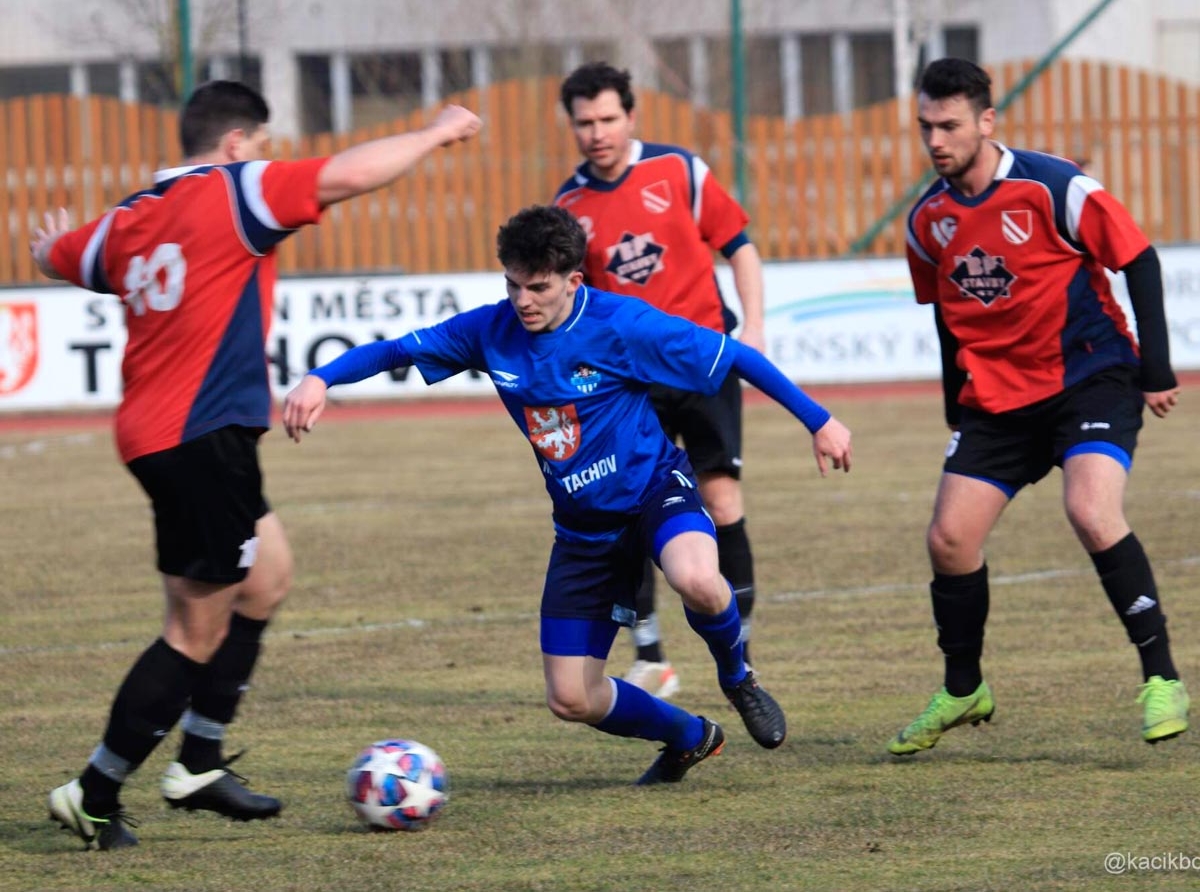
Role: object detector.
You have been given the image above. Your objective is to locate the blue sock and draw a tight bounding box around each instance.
[685,593,747,689]
[593,678,704,750]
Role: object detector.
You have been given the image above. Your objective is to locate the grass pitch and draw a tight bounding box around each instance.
[2,385,1200,891]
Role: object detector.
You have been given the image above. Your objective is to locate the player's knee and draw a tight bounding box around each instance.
[545,689,592,723]
[927,521,970,567]
[1064,500,1123,552]
[669,571,729,615]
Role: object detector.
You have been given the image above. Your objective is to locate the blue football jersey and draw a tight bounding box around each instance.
[401,286,735,539]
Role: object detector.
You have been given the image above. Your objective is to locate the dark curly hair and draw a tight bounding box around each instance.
[496,205,586,276]
[560,62,635,117]
[918,58,993,115]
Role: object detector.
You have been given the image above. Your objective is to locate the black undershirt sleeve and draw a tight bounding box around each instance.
[1122,245,1177,392]
[934,303,967,427]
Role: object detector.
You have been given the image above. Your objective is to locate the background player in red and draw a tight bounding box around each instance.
[889,57,1188,756]
[32,80,481,849]
[554,62,766,699]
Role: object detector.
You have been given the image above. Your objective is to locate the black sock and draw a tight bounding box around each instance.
[932,565,989,697]
[1091,532,1177,681]
[716,519,755,664]
[82,638,202,811]
[181,613,269,772]
[79,766,123,816]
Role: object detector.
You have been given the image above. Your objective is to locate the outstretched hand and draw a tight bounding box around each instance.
[31,208,70,280]
[282,375,330,443]
[812,416,852,476]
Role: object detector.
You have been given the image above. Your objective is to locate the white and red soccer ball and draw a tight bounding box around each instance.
[346,739,448,831]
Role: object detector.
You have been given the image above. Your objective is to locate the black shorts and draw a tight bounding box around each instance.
[944,364,1144,495]
[649,370,744,478]
[127,426,269,584]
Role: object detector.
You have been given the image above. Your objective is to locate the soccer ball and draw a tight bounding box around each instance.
[346,739,448,831]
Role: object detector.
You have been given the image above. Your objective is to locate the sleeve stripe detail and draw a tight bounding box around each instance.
[240,160,285,232]
[1065,174,1102,242]
[707,335,727,378]
[690,155,709,221]
[80,211,116,292]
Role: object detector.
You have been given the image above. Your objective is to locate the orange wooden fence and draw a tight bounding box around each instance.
[2,58,1197,285]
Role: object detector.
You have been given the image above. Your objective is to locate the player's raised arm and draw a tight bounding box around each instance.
[728,341,852,475]
[30,208,71,280]
[316,105,481,206]
[282,339,416,442]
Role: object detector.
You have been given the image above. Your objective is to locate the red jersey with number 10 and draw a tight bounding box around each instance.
[906,145,1146,414]
[554,140,749,333]
[50,157,328,462]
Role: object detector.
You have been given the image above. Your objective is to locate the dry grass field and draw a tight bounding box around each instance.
[3,382,1200,891]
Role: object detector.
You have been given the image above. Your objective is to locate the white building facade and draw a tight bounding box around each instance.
[0,0,1195,137]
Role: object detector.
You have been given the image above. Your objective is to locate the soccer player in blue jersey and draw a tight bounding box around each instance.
[283,205,852,784]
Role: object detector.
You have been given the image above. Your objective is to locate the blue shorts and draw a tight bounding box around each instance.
[540,474,715,658]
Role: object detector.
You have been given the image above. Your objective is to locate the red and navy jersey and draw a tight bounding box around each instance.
[906,145,1146,413]
[51,157,328,462]
[553,140,749,333]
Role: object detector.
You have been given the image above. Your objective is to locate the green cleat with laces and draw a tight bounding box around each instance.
[1137,676,1189,744]
[888,681,995,755]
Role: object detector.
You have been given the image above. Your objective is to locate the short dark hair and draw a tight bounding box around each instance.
[918,58,993,115]
[496,205,587,277]
[180,80,270,157]
[560,62,635,117]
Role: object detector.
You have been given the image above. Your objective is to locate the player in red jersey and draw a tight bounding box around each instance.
[32,80,481,849]
[888,58,1188,756]
[554,63,769,699]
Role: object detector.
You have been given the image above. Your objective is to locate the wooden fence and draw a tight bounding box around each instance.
[2,58,1198,285]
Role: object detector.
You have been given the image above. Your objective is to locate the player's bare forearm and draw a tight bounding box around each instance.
[317,105,482,206]
[729,242,766,352]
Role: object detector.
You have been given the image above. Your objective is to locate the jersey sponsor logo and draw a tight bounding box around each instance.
[948,246,1017,306]
[930,216,958,247]
[570,363,602,394]
[641,180,672,214]
[0,303,38,395]
[1000,210,1033,245]
[603,231,666,287]
[491,369,520,388]
[559,454,618,494]
[525,405,580,461]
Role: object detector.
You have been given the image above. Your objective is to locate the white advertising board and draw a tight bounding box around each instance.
[3,247,1200,412]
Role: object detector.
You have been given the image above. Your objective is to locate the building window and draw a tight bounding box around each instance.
[703,35,781,114]
[201,57,262,91]
[492,44,563,80]
[350,51,423,125]
[298,54,332,134]
[652,38,691,99]
[945,26,980,63]
[0,65,71,98]
[137,60,178,105]
[440,48,473,96]
[851,32,894,106]
[87,63,121,98]
[801,35,834,115]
